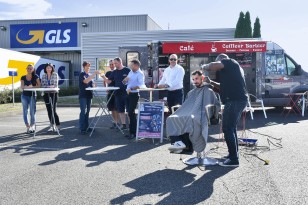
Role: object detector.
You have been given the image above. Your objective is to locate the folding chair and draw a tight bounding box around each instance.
[248,93,267,119]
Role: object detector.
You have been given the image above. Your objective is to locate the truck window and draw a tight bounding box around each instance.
[265,50,286,75]
[126,52,140,66]
[285,56,296,76]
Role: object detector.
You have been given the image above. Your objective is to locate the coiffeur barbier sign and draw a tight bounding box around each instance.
[162,41,267,54]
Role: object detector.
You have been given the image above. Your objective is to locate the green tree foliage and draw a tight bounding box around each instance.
[235,11,258,38]
[253,17,261,38]
[234,11,245,38]
[243,11,252,38]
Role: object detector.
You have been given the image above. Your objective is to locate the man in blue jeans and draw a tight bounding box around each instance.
[79,61,100,134]
[202,54,248,167]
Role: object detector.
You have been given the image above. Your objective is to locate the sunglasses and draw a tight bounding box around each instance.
[169,58,177,61]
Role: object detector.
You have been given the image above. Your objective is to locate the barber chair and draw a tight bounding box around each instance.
[182,104,220,166]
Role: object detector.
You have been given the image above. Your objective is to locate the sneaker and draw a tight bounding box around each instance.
[26,127,30,133]
[168,141,186,151]
[29,126,35,134]
[172,150,183,154]
[219,158,239,167]
[80,130,87,135]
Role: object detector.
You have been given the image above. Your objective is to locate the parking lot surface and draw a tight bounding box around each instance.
[1,107,308,205]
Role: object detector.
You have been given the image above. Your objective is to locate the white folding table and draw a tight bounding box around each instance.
[86,87,120,137]
[24,87,60,137]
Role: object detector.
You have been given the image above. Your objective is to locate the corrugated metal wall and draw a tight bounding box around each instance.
[81,28,235,66]
[147,16,163,31]
[0,14,162,49]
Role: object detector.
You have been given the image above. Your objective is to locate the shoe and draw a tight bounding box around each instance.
[168,141,186,151]
[29,126,35,134]
[110,123,117,129]
[172,150,183,154]
[222,154,230,159]
[26,127,30,133]
[219,158,239,167]
[121,125,128,131]
[87,128,95,133]
[127,134,136,140]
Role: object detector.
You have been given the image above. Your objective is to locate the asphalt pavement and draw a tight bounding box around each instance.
[0,106,307,205]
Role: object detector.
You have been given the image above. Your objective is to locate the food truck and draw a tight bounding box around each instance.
[119,40,308,109]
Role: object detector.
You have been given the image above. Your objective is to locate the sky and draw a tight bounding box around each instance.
[0,0,307,71]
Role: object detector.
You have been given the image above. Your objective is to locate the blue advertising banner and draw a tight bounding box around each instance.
[10,22,77,48]
[136,102,164,142]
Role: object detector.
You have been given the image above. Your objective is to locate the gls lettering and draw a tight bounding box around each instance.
[45,29,71,44]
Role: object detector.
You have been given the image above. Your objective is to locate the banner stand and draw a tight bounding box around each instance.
[136,102,164,143]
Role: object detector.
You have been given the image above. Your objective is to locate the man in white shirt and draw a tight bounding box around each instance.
[156,54,185,113]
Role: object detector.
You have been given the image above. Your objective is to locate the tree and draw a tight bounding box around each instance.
[234,11,245,38]
[253,17,261,38]
[243,11,252,38]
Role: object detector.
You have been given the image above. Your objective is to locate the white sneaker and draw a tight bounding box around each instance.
[168,141,186,151]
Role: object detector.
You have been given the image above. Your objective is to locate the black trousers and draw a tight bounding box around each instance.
[127,93,139,135]
[43,93,60,126]
[167,89,183,113]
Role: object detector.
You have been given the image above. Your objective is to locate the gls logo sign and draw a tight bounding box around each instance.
[10,22,77,48]
[16,29,71,44]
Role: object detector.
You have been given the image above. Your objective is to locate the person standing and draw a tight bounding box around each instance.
[101,57,130,131]
[79,61,100,134]
[122,59,146,139]
[156,54,185,113]
[20,64,41,133]
[104,60,119,129]
[41,63,60,131]
[202,53,248,167]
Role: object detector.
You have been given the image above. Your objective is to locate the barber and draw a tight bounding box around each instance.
[155,54,185,113]
[202,53,248,167]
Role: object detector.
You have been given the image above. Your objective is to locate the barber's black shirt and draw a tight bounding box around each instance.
[219,59,248,103]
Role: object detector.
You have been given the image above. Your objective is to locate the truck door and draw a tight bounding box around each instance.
[231,53,257,96]
[285,54,302,89]
[263,50,297,98]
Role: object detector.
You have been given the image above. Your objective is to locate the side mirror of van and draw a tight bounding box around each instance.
[296,65,302,75]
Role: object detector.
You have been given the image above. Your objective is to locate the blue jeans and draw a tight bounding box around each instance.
[222,100,247,162]
[79,97,92,131]
[21,95,36,126]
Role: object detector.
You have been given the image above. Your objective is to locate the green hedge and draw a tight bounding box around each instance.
[58,86,79,97]
[0,87,79,104]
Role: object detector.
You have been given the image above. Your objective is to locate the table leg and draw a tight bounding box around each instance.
[49,93,60,136]
[88,90,124,137]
